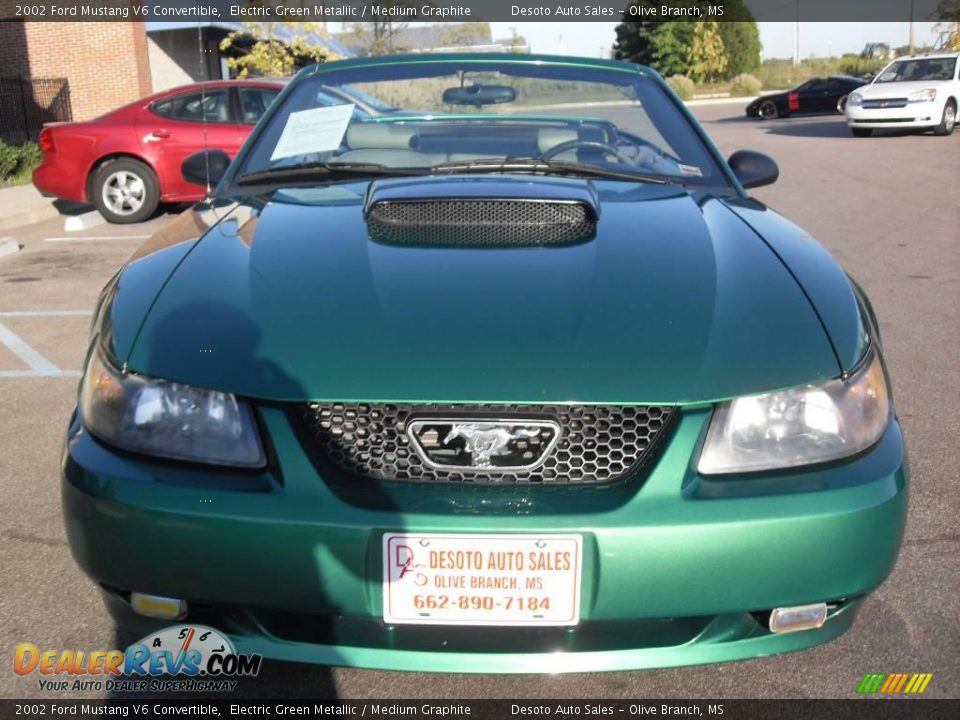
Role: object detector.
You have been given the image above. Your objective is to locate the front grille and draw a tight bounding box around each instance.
[852,118,917,123]
[296,403,676,485]
[862,98,908,109]
[365,199,595,247]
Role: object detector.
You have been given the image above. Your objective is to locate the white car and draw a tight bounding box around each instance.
[845,52,958,136]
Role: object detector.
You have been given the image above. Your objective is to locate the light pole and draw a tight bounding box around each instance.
[793,1,801,66]
[909,0,915,53]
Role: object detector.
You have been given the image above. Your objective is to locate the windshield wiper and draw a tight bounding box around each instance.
[236,162,423,187]
[429,157,683,185]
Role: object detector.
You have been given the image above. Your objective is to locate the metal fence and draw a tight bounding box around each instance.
[0,77,72,145]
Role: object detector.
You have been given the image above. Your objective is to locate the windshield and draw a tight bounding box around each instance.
[874,57,957,83]
[233,60,729,190]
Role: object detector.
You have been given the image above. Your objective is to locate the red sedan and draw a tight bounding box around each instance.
[33,80,283,224]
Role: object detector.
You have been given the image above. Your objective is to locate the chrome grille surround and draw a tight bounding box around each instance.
[862,98,908,109]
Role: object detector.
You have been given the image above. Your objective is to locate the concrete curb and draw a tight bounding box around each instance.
[0,236,21,258]
[517,95,763,113]
[0,203,60,234]
[64,210,106,232]
[686,96,758,107]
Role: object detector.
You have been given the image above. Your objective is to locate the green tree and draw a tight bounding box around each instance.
[932,0,960,50]
[716,0,760,77]
[614,1,759,80]
[506,27,527,53]
[438,22,491,48]
[613,1,685,68]
[687,21,727,82]
[219,22,333,78]
[349,20,409,56]
[651,23,697,77]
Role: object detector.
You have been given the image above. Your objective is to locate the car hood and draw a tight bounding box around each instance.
[749,92,785,106]
[856,80,948,97]
[119,177,841,404]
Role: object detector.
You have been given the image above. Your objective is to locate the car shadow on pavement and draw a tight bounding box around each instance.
[761,120,925,139]
[52,199,95,216]
[705,114,755,124]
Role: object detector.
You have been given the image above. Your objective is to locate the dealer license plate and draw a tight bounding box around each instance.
[382,533,582,626]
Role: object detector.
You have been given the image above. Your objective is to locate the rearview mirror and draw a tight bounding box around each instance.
[727,150,779,189]
[181,149,231,187]
[442,84,517,107]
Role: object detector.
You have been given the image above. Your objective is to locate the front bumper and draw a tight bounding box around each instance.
[846,103,941,128]
[62,406,908,673]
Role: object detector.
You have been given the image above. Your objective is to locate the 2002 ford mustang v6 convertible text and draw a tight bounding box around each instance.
[63,54,907,673]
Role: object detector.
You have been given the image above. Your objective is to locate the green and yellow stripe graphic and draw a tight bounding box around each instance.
[857,673,933,694]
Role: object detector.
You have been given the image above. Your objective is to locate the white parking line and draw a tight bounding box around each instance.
[44,235,150,243]
[0,322,65,376]
[0,310,93,378]
[0,310,93,317]
[0,369,81,378]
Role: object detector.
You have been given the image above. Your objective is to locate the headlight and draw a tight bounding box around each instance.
[79,345,265,468]
[847,92,863,107]
[907,89,936,103]
[697,347,890,474]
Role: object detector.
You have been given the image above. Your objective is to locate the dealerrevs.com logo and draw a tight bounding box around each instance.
[14,625,261,693]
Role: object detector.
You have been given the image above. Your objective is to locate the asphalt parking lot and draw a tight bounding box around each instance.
[1,103,958,700]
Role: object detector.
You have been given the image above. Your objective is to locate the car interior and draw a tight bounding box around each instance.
[240,91,273,124]
[331,118,683,175]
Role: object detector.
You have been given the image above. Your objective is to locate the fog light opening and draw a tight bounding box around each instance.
[769,602,828,634]
[130,592,187,620]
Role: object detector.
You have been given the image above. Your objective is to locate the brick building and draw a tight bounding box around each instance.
[0,18,349,141]
[0,21,152,121]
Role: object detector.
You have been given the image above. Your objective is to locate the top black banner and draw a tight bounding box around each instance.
[0,0,957,23]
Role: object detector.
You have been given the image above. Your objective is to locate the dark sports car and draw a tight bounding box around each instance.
[747,76,866,119]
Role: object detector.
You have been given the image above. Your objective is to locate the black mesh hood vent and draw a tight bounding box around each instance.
[365,199,596,247]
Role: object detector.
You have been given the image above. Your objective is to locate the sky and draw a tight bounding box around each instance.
[489,22,945,59]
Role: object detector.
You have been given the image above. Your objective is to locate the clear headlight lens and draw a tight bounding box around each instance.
[697,347,890,475]
[907,88,936,103]
[79,346,265,468]
[847,92,863,107]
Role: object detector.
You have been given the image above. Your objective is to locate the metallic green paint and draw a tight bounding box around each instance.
[62,404,906,672]
[120,179,839,404]
[723,198,869,371]
[63,54,909,673]
[99,588,866,673]
[107,198,240,362]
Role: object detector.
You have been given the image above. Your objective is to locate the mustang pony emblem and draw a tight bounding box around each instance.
[444,424,541,469]
[406,419,562,472]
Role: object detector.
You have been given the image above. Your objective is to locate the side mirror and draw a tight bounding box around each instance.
[727,150,779,189]
[181,150,231,187]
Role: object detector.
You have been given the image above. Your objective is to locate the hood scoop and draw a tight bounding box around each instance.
[364,176,599,248]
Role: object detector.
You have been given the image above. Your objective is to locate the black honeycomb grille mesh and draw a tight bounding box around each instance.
[366,200,595,247]
[297,403,676,485]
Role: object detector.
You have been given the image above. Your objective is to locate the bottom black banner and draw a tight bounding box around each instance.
[0,700,958,720]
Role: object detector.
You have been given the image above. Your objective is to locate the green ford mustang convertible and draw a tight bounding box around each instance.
[63,54,907,673]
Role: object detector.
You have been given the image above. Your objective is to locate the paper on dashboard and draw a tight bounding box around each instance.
[270,104,355,161]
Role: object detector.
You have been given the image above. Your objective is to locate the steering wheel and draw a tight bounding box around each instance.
[541,139,636,165]
[615,132,673,165]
